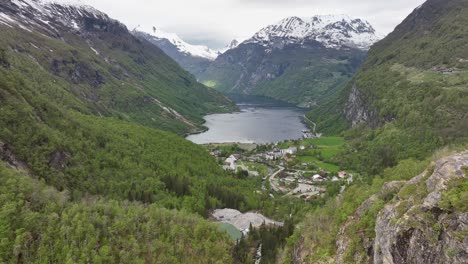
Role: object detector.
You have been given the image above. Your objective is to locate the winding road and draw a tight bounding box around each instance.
[268,165,284,192]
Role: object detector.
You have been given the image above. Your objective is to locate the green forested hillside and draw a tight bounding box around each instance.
[0,1,247,261]
[308,0,468,174]
[0,21,259,217]
[283,0,468,262]
[0,1,235,135]
[0,163,233,263]
[200,43,366,107]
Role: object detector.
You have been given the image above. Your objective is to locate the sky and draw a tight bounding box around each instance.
[74,0,427,49]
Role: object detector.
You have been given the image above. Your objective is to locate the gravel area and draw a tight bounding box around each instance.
[213,208,283,231]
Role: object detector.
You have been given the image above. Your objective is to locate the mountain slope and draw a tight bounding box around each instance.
[308,0,468,174]
[0,0,254,261]
[199,15,380,106]
[284,151,467,263]
[133,28,220,77]
[0,0,235,135]
[0,162,233,263]
[0,0,261,211]
[279,1,468,262]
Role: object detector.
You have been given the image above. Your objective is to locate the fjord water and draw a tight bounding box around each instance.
[187,96,308,144]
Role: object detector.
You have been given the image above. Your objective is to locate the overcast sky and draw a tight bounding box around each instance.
[76,0,426,49]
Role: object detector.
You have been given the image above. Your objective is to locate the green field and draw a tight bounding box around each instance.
[218,223,243,240]
[203,80,217,88]
[302,137,345,147]
[297,156,319,163]
[244,161,269,176]
[314,162,340,171]
[295,137,345,172]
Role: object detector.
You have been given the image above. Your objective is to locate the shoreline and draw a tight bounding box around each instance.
[185,100,313,143]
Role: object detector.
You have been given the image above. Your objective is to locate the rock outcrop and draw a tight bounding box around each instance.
[0,141,30,172]
[344,84,380,128]
[374,152,468,264]
[335,181,405,263]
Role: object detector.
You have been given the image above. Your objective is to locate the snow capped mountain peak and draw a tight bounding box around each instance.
[140,27,220,61]
[2,0,117,34]
[246,14,382,50]
[227,39,241,49]
[220,37,248,53]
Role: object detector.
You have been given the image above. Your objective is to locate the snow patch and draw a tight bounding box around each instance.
[142,27,220,60]
[246,14,382,50]
[89,46,99,55]
[219,37,248,53]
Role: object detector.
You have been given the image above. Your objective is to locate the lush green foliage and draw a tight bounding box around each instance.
[251,52,365,106]
[278,137,345,173]
[0,20,235,136]
[200,43,366,106]
[0,61,264,214]
[307,0,468,176]
[0,163,233,263]
[234,219,295,264]
[282,158,430,262]
[439,175,468,212]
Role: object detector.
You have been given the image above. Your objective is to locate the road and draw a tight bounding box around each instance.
[303,115,317,134]
[268,165,284,192]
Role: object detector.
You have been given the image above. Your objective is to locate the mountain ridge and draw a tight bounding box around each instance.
[245,15,382,50]
[199,14,379,106]
[135,27,220,60]
[0,0,235,134]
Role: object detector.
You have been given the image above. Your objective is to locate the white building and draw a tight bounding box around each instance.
[281,147,298,155]
[312,174,323,181]
[224,155,238,171]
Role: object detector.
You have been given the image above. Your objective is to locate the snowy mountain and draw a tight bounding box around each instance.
[200,14,381,106]
[220,38,246,53]
[246,15,382,50]
[138,27,220,60]
[1,0,117,34]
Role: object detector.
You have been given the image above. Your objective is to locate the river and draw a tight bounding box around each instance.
[187,96,308,144]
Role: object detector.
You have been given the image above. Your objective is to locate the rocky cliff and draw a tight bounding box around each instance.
[343,84,381,128]
[334,152,468,264]
[373,152,468,264]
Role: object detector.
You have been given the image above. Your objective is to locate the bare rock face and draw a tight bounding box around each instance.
[0,141,30,172]
[335,181,405,264]
[374,152,468,264]
[344,84,380,128]
[49,149,72,170]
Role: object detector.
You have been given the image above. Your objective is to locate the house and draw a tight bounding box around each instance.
[264,153,275,160]
[347,174,354,185]
[338,171,347,178]
[224,155,238,171]
[281,147,298,155]
[331,176,339,182]
[299,145,306,150]
[312,174,323,181]
[209,149,222,157]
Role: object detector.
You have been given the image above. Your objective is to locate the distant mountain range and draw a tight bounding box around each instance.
[245,15,382,50]
[133,28,245,77]
[198,15,382,106]
[135,27,220,60]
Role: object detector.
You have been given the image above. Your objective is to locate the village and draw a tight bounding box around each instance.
[208,136,354,202]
